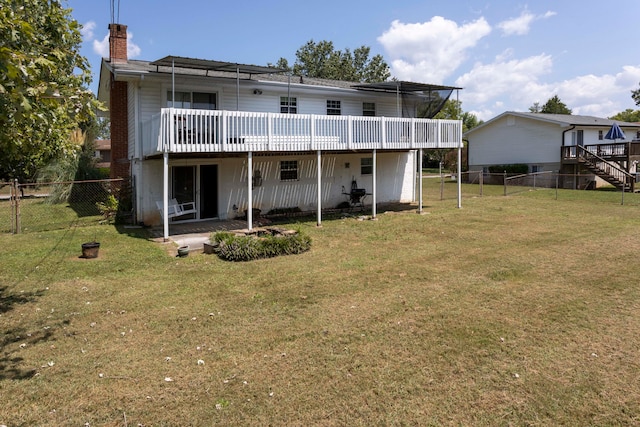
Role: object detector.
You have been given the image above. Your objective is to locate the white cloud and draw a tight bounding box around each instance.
[456,52,554,118]
[93,33,109,57]
[497,9,556,36]
[80,21,96,41]
[93,31,142,59]
[127,32,141,58]
[378,16,491,83]
[460,61,640,120]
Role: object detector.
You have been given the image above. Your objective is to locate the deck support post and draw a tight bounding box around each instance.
[317,150,322,227]
[457,144,462,209]
[247,151,253,231]
[418,148,423,213]
[372,149,377,219]
[163,151,169,241]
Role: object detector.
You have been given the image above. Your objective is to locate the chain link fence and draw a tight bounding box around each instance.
[422,171,640,206]
[1,178,131,234]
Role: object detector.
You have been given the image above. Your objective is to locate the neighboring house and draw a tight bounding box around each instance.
[94,139,111,170]
[465,111,640,189]
[97,24,463,238]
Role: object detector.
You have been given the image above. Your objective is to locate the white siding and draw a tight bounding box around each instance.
[468,115,562,168]
[138,151,414,226]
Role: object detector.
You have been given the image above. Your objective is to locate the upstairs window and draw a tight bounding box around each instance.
[363,102,376,117]
[280,97,297,114]
[327,100,341,115]
[598,130,603,140]
[280,160,298,181]
[167,91,216,110]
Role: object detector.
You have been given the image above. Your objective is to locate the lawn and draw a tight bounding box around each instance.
[1,185,640,426]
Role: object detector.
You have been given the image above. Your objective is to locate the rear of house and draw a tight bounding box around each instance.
[98,24,463,234]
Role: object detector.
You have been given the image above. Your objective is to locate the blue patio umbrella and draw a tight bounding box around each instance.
[605,122,626,141]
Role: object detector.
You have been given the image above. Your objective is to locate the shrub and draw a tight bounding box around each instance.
[487,164,529,174]
[211,229,311,261]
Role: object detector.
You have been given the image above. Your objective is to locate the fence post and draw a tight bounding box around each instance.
[479,170,483,197]
[503,171,507,196]
[10,180,15,233]
[440,170,444,201]
[555,175,558,200]
[13,179,20,234]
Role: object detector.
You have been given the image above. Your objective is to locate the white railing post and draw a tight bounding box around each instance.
[221,110,227,152]
[348,116,353,150]
[381,117,387,149]
[310,115,316,150]
[267,112,273,151]
[410,118,416,149]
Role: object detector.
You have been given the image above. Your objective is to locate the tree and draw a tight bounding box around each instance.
[529,102,541,113]
[610,109,640,123]
[530,95,572,114]
[0,0,100,181]
[425,99,481,170]
[433,99,483,133]
[274,40,390,83]
[632,84,640,106]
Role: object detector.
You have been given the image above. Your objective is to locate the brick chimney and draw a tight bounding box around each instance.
[108,23,128,64]
[109,23,129,179]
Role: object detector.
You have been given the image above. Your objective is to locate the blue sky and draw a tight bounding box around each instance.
[66,0,640,121]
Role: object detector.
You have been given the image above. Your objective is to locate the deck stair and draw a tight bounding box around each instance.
[578,146,635,191]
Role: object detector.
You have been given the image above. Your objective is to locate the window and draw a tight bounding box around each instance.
[167,91,216,110]
[598,130,603,140]
[531,165,542,173]
[363,102,376,117]
[361,157,373,175]
[280,160,298,181]
[327,100,341,115]
[280,97,297,114]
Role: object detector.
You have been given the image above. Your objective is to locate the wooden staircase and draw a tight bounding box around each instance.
[577,146,635,191]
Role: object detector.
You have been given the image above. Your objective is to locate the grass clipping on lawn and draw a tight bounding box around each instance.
[211,229,311,261]
[2,188,640,426]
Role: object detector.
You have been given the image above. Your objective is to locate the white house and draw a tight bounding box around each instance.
[465,111,640,189]
[98,24,463,239]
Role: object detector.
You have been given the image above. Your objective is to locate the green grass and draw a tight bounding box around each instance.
[2,185,640,425]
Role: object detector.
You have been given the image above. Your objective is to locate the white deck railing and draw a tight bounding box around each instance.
[142,108,462,156]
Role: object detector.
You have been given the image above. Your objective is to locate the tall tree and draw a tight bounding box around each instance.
[274,40,390,83]
[531,95,572,114]
[0,0,100,181]
[610,109,640,123]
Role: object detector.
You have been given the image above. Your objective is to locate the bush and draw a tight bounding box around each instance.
[211,229,311,261]
[487,164,529,174]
